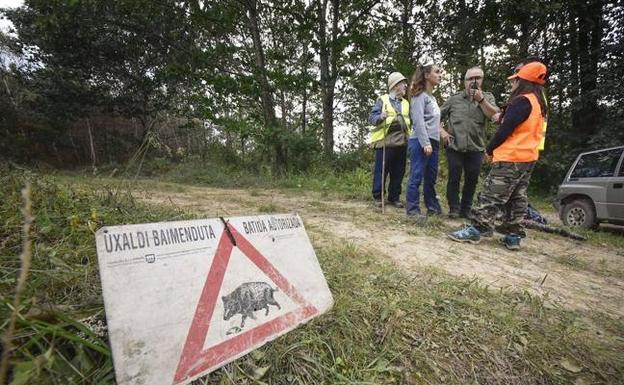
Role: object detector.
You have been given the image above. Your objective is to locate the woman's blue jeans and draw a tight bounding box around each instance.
[406,138,442,216]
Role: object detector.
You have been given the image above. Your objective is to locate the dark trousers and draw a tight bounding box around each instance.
[446,148,484,214]
[372,145,407,202]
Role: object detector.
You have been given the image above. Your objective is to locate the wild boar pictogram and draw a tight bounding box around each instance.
[222,282,281,328]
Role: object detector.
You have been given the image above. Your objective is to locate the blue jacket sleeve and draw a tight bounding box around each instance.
[368,98,385,126]
[486,96,531,155]
[410,95,431,147]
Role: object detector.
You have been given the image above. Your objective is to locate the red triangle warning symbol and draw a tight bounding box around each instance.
[173,223,319,384]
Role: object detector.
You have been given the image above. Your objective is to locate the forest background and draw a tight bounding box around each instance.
[1,0,622,191]
[2,2,624,384]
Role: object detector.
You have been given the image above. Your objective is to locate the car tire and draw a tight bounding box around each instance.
[561,199,598,229]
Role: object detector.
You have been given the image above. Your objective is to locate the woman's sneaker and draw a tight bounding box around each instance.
[448,225,481,244]
[501,233,521,250]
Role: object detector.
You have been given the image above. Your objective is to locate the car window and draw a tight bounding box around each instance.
[570,148,623,178]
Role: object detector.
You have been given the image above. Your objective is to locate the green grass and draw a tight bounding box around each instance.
[551,252,624,279]
[0,171,194,384]
[258,202,282,213]
[582,227,624,250]
[553,254,590,270]
[124,157,373,201]
[2,171,622,384]
[63,155,624,252]
[201,240,623,384]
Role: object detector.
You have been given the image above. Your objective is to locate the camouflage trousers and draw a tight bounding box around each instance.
[472,161,536,234]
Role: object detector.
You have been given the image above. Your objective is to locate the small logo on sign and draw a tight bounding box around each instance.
[145,254,156,263]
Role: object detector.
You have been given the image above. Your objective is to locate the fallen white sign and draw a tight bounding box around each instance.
[95,214,333,385]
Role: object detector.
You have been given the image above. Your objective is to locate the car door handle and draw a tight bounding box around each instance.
[614,183,623,189]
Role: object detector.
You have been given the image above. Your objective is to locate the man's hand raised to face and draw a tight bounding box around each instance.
[472,88,484,102]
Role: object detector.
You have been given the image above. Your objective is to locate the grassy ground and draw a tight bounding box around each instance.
[65,155,624,250]
[1,170,623,384]
[0,172,195,384]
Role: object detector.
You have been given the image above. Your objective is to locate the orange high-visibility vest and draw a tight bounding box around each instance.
[493,93,544,163]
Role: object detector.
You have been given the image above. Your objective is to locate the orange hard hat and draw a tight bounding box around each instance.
[507,61,547,85]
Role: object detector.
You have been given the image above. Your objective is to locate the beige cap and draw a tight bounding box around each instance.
[387,72,407,91]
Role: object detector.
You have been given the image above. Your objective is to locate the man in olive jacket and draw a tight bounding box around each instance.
[440,66,499,218]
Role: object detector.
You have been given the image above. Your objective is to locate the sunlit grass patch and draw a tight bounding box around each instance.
[553,254,590,270]
[249,189,264,197]
[257,202,282,213]
[204,241,624,384]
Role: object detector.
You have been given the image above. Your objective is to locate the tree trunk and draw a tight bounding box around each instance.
[573,0,602,137]
[68,128,80,164]
[201,119,209,160]
[86,118,97,173]
[301,82,307,134]
[321,83,335,156]
[518,18,531,58]
[318,0,338,158]
[241,136,246,163]
[244,0,286,172]
[399,0,416,72]
[456,0,470,70]
[279,88,288,127]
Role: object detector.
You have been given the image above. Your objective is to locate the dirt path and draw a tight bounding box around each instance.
[137,183,624,320]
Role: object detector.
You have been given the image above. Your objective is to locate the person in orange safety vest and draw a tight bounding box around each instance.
[447,61,549,251]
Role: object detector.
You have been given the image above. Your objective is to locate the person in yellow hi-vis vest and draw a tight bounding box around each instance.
[367,72,411,208]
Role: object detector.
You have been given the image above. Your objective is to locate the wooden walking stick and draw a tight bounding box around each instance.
[381,139,386,214]
[381,102,387,214]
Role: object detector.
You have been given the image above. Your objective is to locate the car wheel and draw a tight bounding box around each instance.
[562,199,597,229]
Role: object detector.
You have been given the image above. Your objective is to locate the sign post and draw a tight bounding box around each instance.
[95,214,333,385]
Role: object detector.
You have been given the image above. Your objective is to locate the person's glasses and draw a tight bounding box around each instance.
[465,76,482,81]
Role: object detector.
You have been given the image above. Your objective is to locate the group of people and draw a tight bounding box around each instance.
[368,59,548,250]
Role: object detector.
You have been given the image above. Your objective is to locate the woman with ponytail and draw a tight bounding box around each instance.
[406,61,444,220]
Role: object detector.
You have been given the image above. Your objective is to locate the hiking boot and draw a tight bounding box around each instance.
[407,213,427,225]
[448,210,460,219]
[500,233,521,250]
[448,225,481,244]
[373,199,382,208]
[459,210,473,219]
[387,200,404,208]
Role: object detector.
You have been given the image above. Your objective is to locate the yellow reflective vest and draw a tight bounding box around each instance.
[537,121,547,151]
[370,94,411,144]
[538,93,548,151]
